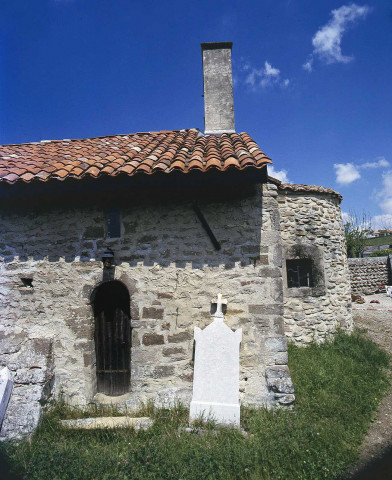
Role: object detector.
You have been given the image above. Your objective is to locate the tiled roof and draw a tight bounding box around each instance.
[0,128,271,185]
[279,183,342,201]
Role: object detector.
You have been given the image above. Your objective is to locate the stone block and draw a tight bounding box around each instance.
[274,352,289,365]
[275,393,295,405]
[163,347,185,356]
[142,307,164,319]
[265,336,287,353]
[241,245,261,256]
[0,329,27,355]
[142,333,164,346]
[152,365,175,378]
[249,304,282,315]
[258,266,281,278]
[132,330,140,346]
[83,226,104,239]
[265,366,294,394]
[168,332,192,343]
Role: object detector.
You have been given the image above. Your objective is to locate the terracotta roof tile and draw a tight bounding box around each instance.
[0,129,271,184]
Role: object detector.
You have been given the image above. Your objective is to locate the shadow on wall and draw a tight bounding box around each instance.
[1,185,267,270]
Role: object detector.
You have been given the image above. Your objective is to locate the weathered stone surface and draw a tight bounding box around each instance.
[265,336,287,353]
[163,347,185,356]
[142,333,164,346]
[0,329,27,355]
[0,181,355,438]
[0,338,54,440]
[142,307,164,319]
[202,43,235,134]
[168,332,192,343]
[275,393,295,405]
[265,366,295,395]
[60,416,152,430]
[278,188,352,344]
[348,257,390,295]
[152,366,175,378]
[0,367,12,429]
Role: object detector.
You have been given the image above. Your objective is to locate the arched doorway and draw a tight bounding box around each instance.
[91,281,131,396]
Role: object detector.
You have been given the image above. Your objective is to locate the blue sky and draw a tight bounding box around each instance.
[1,1,391,227]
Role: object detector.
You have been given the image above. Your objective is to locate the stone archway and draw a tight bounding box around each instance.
[90,281,131,396]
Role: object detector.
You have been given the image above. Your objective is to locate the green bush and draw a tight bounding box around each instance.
[3,330,390,480]
[369,248,392,257]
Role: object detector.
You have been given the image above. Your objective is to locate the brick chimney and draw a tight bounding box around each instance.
[201,42,235,135]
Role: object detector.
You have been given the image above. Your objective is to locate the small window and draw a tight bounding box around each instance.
[107,208,121,238]
[286,259,313,288]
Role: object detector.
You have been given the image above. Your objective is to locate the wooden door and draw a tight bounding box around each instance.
[94,282,130,396]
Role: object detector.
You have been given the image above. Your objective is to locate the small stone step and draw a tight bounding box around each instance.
[60,416,152,430]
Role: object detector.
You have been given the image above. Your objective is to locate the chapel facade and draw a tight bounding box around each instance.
[0,43,352,440]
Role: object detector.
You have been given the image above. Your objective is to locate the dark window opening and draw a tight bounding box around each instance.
[91,281,130,396]
[107,208,121,238]
[287,259,313,288]
[21,278,33,288]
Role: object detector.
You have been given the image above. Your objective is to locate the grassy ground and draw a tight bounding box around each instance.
[2,330,390,480]
[364,235,392,247]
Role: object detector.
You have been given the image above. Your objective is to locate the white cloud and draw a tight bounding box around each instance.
[376,170,392,214]
[362,157,389,169]
[372,214,392,229]
[303,57,313,72]
[334,157,389,185]
[268,165,290,183]
[244,61,289,90]
[334,162,361,185]
[304,3,370,71]
[341,211,351,223]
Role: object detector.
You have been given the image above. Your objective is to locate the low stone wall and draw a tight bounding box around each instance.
[348,256,391,294]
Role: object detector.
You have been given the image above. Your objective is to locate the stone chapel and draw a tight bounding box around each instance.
[0,42,353,439]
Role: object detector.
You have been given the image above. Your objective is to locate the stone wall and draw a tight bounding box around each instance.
[0,182,293,439]
[348,256,391,294]
[277,184,353,344]
[0,339,54,440]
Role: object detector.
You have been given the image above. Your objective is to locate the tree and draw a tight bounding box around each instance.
[343,211,373,258]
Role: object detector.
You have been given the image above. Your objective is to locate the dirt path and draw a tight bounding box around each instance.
[350,293,392,476]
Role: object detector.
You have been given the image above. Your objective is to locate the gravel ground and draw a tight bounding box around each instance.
[350,292,392,477]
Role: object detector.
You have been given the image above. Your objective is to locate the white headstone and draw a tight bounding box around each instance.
[0,367,13,429]
[387,286,392,298]
[190,294,242,426]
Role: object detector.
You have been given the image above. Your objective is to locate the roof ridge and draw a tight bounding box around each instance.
[0,128,200,148]
[279,182,342,200]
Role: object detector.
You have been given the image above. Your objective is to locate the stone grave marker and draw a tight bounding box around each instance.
[0,367,13,430]
[190,294,242,426]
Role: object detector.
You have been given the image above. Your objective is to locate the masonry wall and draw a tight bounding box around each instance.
[0,183,293,439]
[278,188,353,344]
[348,256,391,294]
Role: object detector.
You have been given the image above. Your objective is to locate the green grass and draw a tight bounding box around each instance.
[2,330,390,480]
[369,248,392,257]
[364,235,392,247]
